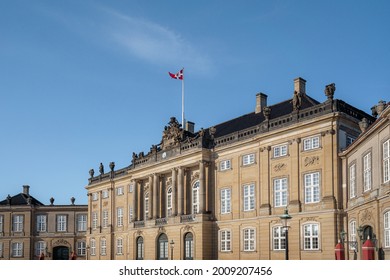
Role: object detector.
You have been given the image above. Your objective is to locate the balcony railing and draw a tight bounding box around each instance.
[180,214,196,223]
[134,221,145,228]
[155,218,168,226]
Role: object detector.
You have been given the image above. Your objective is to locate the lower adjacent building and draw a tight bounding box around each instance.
[340,102,390,259]
[85,77,386,260]
[0,185,87,260]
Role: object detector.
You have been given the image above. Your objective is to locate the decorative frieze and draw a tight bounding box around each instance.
[273,163,287,172]
[304,156,320,167]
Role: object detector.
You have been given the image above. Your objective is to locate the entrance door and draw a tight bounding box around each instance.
[53,246,69,260]
[363,225,373,241]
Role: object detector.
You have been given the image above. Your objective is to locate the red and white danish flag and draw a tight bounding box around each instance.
[168,68,184,80]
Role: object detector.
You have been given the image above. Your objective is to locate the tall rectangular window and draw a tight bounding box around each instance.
[77,241,86,256]
[304,172,320,203]
[56,215,67,232]
[102,210,109,228]
[274,178,288,207]
[36,215,47,232]
[101,238,107,256]
[167,188,173,217]
[303,136,320,151]
[117,186,124,196]
[243,183,255,211]
[0,242,3,258]
[221,188,231,214]
[13,215,24,232]
[243,228,255,251]
[117,238,123,255]
[77,214,87,232]
[35,241,46,257]
[273,144,288,158]
[92,212,98,229]
[363,152,372,192]
[129,206,133,223]
[220,230,231,252]
[349,164,356,198]
[349,221,357,250]
[273,226,286,250]
[12,242,23,257]
[0,215,4,233]
[117,208,123,227]
[242,154,255,166]
[385,212,390,248]
[144,193,149,219]
[90,239,96,256]
[384,140,390,183]
[304,224,319,250]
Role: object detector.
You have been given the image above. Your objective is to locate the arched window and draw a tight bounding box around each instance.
[136,236,144,260]
[184,232,194,260]
[385,211,390,248]
[167,187,173,217]
[349,221,357,250]
[192,181,200,214]
[157,234,168,260]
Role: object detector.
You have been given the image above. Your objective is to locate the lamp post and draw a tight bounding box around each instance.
[280,208,292,260]
[170,240,175,260]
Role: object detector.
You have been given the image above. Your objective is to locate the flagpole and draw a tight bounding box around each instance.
[181,69,185,129]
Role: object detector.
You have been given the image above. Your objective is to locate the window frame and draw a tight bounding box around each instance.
[243,228,256,252]
[220,230,231,252]
[363,152,372,192]
[220,188,231,214]
[0,215,3,233]
[77,214,87,232]
[116,238,123,255]
[303,135,320,151]
[12,242,23,257]
[304,172,320,204]
[102,210,109,228]
[56,214,67,232]
[35,241,46,257]
[90,238,96,256]
[272,225,286,251]
[220,159,232,171]
[349,220,357,251]
[13,214,24,232]
[274,177,288,207]
[273,144,288,158]
[36,214,47,233]
[303,223,320,250]
[384,211,390,248]
[383,139,390,183]
[167,188,173,217]
[243,183,255,211]
[349,163,356,198]
[242,153,255,166]
[77,240,86,256]
[192,181,200,214]
[117,186,124,196]
[100,238,107,256]
[92,212,98,229]
[117,207,123,227]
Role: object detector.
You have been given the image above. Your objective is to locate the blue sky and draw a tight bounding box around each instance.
[1,0,389,205]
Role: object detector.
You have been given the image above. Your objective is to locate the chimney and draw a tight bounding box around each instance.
[255,93,268,114]
[185,121,195,134]
[294,77,306,96]
[22,185,30,195]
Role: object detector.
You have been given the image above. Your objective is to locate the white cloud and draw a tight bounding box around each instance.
[103,9,213,74]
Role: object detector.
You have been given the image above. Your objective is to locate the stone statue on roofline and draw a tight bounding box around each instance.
[292,90,302,111]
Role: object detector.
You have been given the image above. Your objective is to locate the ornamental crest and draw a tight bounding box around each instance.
[161,117,183,150]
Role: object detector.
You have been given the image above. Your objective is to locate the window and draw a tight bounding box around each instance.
[243,228,255,251]
[346,135,356,146]
[117,208,123,227]
[100,238,107,256]
[220,230,231,252]
[77,241,86,256]
[167,188,173,217]
[136,237,144,260]
[117,186,124,196]
[36,215,47,232]
[92,192,98,201]
[220,159,231,171]
[56,215,67,232]
[303,136,320,151]
[157,234,168,260]
[192,181,200,214]
[349,164,356,198]
[92,212,98,229]
[243,153,255,166]
[303,224,319,250]
[116,238,123,255]
[385,211,390,248]
[363,152,372,192]
[0,243,3,258]
[0,215,3,233]
[129,183,134,193]
[304,172,320,203]
[102,190,109,199]
[274,178,288,207]
[273,226,286,250]
[77,214,87,232]
[102,210,109,228]
[90,239,96,256]
[35,241,46,257]
[12,242,23,257]
[184,233,194,260]
[221,188,231,214]
[274,144,288,158]
[384,140,390,183]
[144,193,149,219]
[129,206,133,223]
[243,183,255,211]
[349,221,357,250]
[13,215,23,232]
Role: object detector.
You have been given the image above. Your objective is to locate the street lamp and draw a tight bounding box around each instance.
[170,240,175,260]
[280,208,292,260]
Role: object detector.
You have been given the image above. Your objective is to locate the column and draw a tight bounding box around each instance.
[139,180,144,220]
[199,161,206,214]
[133,180,138,221]
[171,168,177,216]
[160,176,165,218]
[177,167,184,216]
[148,176,153,220]
[153,174,159,219]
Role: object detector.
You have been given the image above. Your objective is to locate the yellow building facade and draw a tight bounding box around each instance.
[86,77,376,260]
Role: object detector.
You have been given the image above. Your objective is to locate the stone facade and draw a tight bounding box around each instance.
[340,102,390,260]
[86,77,377,260]
[0,186,87,260]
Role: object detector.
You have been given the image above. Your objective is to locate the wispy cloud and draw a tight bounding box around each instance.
[102,9,213,74]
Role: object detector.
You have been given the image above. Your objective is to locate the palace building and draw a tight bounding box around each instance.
[0,185,87,260]
[85,77,380,260]
[340,102,390,259]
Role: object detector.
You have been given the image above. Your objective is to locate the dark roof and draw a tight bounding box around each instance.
[0,193,44,206]
[209,94,320,138]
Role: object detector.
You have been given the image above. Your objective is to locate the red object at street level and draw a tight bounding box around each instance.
[362,238,375,260]
[335,241,345,260]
